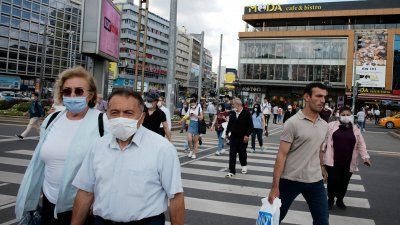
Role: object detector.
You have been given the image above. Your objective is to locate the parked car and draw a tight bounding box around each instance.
[379,114,400,129]
[0,91,15,101]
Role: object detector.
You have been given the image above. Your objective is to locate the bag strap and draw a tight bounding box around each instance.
[45,111,61,129]
[98,113,104,137]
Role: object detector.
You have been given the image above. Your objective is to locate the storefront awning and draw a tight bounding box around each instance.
[345,92,400,101]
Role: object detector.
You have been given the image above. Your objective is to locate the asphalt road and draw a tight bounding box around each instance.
[0,119,399,225]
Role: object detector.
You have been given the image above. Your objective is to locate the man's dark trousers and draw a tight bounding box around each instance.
[279,179,329,225]
[229,138,248,174]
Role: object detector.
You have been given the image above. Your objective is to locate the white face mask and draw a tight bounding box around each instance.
[340,115,353,124]
[109,115,143,141]
[144,102,153,109]
[335,113,340,117]
[254,108,258,112]
[157,102,163,108]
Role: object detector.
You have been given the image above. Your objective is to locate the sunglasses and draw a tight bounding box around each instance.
[62,87,86,97]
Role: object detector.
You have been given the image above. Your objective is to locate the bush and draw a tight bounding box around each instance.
[12,102,31,112]
[0,110,24,116]
[0,99,29,110]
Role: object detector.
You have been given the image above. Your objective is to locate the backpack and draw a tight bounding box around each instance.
[45,111,104,137]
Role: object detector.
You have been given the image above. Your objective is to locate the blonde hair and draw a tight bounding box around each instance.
[54,66,97,108]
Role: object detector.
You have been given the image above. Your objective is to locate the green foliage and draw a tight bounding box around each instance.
[12,102,31,112]
[0,110,24,116]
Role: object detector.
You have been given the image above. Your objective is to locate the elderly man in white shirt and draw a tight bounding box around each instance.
[71,88,185,225]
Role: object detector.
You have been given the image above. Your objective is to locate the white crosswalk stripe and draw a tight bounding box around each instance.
[0,137,374,225]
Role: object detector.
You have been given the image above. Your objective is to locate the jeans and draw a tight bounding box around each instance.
[357,121,365,130]
[264,114,270,127]
[326,166,352,202]
[279,179,329,225]
[229,138,248,174]
[216,130,224,151]
[251,128,263,150]
[208,114,215,127]
[273,114,278,124]
[21,117,41,138]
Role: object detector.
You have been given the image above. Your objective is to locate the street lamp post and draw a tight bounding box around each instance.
[38,25,53,100]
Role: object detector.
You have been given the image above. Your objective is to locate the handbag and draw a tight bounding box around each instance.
[18,208,42,225]
[198,108,207,134]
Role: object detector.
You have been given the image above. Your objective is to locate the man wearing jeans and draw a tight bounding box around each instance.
[268,83,329,224]
[16,93,45,140]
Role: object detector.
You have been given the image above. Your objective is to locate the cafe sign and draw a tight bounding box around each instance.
[358,87,391,95]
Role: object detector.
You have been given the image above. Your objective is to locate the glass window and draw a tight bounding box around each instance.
[29,43,37,52]
[20,31,28,41]
[307,65,314,81]
[13,0,22,6]
[30,23,39,32]
[283,65,289,80]
[268,64,275,80]
[22,10,30,20]
[31,13,39,22]
[8,62,17,71]
[292,65,298,81]
[245,64,253,79]
[19,52,27,60]
[11,18,20,28]
[0,37,8,48]
[9,51,17,59]
[339,65,346,83]
[28,65,35,72]
[12,7,21,17]
[261,64,268,80]
[1,4,11,14]
[28,54,36,62]
[0,61,6,70]
[314,65,322,81]
[9,39,18,49]
[298,65,306,81]
[253,64,260,79]
[18,63,27,72]
[42,0,49,4]
[322,65,330,81]
[32,3,40,12]
[10,28,19,39]
[275,64,283,80]
[275,44,283,59]
[0,15,10,25]
[23,0,31,9]
[0,49,8,58]
[0,26,9,36]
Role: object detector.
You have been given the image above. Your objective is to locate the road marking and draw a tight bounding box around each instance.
[0,194,16,207]
[0,157,29,167]
[0,219,18,225]
[0,136,39,143]
[207,155,276,165]
[367,150,400,157]
[184,197,375,225]
[5,150,34,156]
[182,179,370,208]
[0,183,10,187]
[0,171,23,184]
[0,202,16,211]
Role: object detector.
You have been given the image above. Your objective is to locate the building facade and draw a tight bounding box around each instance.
[0,0,85,94]
[113,0,169,91]
[176,26,190,93]
[239,0,400,107]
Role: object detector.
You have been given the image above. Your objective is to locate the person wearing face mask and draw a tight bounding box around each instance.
[323,106,371,210]
[158,96,172,136]
[142,92,171,141]
[185,99,204,159]
[283,105,296,124]
[180,101,189,133]
[251,104,265,153]
[71,88,185,225]
[210,103,229,155]
[319,103,333,123]
[16,67,107,225]
[16,92,45,140]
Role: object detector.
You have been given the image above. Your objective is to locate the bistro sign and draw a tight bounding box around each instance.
[358,87,391,95]
[246,4,322,14]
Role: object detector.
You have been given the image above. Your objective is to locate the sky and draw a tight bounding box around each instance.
[148,0,357,72]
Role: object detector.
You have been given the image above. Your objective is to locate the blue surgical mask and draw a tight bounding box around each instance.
[63,96,87,114]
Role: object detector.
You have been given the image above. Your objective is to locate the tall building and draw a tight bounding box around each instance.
[176,26,191,94]
[0,0,85,94]
[239,0,400,106]
[188,33,213,95]
[113,0,169,91]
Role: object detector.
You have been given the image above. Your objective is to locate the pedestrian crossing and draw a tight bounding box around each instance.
[0,136,376,225]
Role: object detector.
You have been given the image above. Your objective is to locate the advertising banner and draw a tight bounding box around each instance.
[191,63,200,77]
[0,76,21,90]
[355,30,388,88]
[99,0,121,61]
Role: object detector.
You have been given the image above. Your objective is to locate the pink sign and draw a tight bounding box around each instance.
[99,0,121,60]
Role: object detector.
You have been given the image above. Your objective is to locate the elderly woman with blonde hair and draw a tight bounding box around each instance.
[16,66,107,225]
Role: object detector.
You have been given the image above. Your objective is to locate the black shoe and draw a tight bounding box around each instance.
[336,200,347,210]
[180,130,183,133]
[328,199,334,210]
[15,134,24,140]
[199,137,203,145]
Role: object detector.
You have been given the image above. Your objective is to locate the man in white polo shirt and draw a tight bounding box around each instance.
[70,88,184,225]
[268,83,329,225]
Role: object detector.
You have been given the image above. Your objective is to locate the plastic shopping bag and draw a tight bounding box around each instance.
[220,122,228,139]
[255,197,282,225]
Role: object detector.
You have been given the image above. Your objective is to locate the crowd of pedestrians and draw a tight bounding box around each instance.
[13,66,373,225]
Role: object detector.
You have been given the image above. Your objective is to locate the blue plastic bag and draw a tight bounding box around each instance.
[255,198,281,225]
[18,209,42,225]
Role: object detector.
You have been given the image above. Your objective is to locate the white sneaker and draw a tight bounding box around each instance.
[191,154,196,159]
[259,146,264,152]
[241,166,248,174]
[215,151,221,156]
[225,173,234,178]
[188,151,193,158]
[252,148,256,153]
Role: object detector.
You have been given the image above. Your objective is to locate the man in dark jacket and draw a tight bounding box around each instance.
[16,93,45,140]
[225,97,254,178]
[283,105,296,123]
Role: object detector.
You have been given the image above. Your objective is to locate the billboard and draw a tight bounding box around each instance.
[355,30,388,88]
[191,63,200,77]
[0,76,21,90]
[99,0,121,60]
[81,0,121,62]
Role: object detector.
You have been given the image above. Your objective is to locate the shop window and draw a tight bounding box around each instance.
[275,64,283,80]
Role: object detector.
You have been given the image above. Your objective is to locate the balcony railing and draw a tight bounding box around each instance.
[246,23,400,32]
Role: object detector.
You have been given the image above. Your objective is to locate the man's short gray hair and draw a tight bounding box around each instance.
[232,97,242,106]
